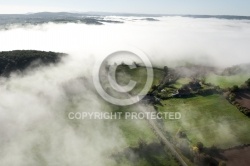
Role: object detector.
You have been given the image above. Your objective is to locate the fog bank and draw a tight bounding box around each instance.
[0,17,250,165]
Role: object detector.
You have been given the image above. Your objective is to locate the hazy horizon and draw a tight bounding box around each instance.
[1,0,250,16]
[1,11,250,17]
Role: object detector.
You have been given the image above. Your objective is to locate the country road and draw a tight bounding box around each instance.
[138,104,189,166]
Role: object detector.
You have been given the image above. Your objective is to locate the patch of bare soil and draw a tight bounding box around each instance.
[222,146,250,166]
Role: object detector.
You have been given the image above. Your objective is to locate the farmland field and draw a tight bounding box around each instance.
[158,94,250,148]
[206,73,250,88]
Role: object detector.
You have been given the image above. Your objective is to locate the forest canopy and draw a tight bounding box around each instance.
[0,50,66,76]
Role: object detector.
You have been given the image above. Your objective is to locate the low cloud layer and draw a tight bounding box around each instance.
[1,17,250,67]
[0,17,250,165]
[0,56,127,165]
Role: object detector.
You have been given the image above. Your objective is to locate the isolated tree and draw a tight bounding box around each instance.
[196,142,204,153]
[138,138,147,150]
[245,78,250,87]
[228,93,236,101]
[163,66,169,74]
[120,61,125,66]
[231,85,239,92]
[132,61,138,67]
[151,85,158,91]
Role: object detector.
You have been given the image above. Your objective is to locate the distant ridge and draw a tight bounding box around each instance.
[0,12,250,20]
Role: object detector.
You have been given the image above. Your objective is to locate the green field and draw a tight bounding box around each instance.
[173,77,192,89]
[117,66,250,148]
[112,66,250,165]
[117,66,164,95]
[158,94,250,148]
[206,73,250,88]
[114,107,157,146]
